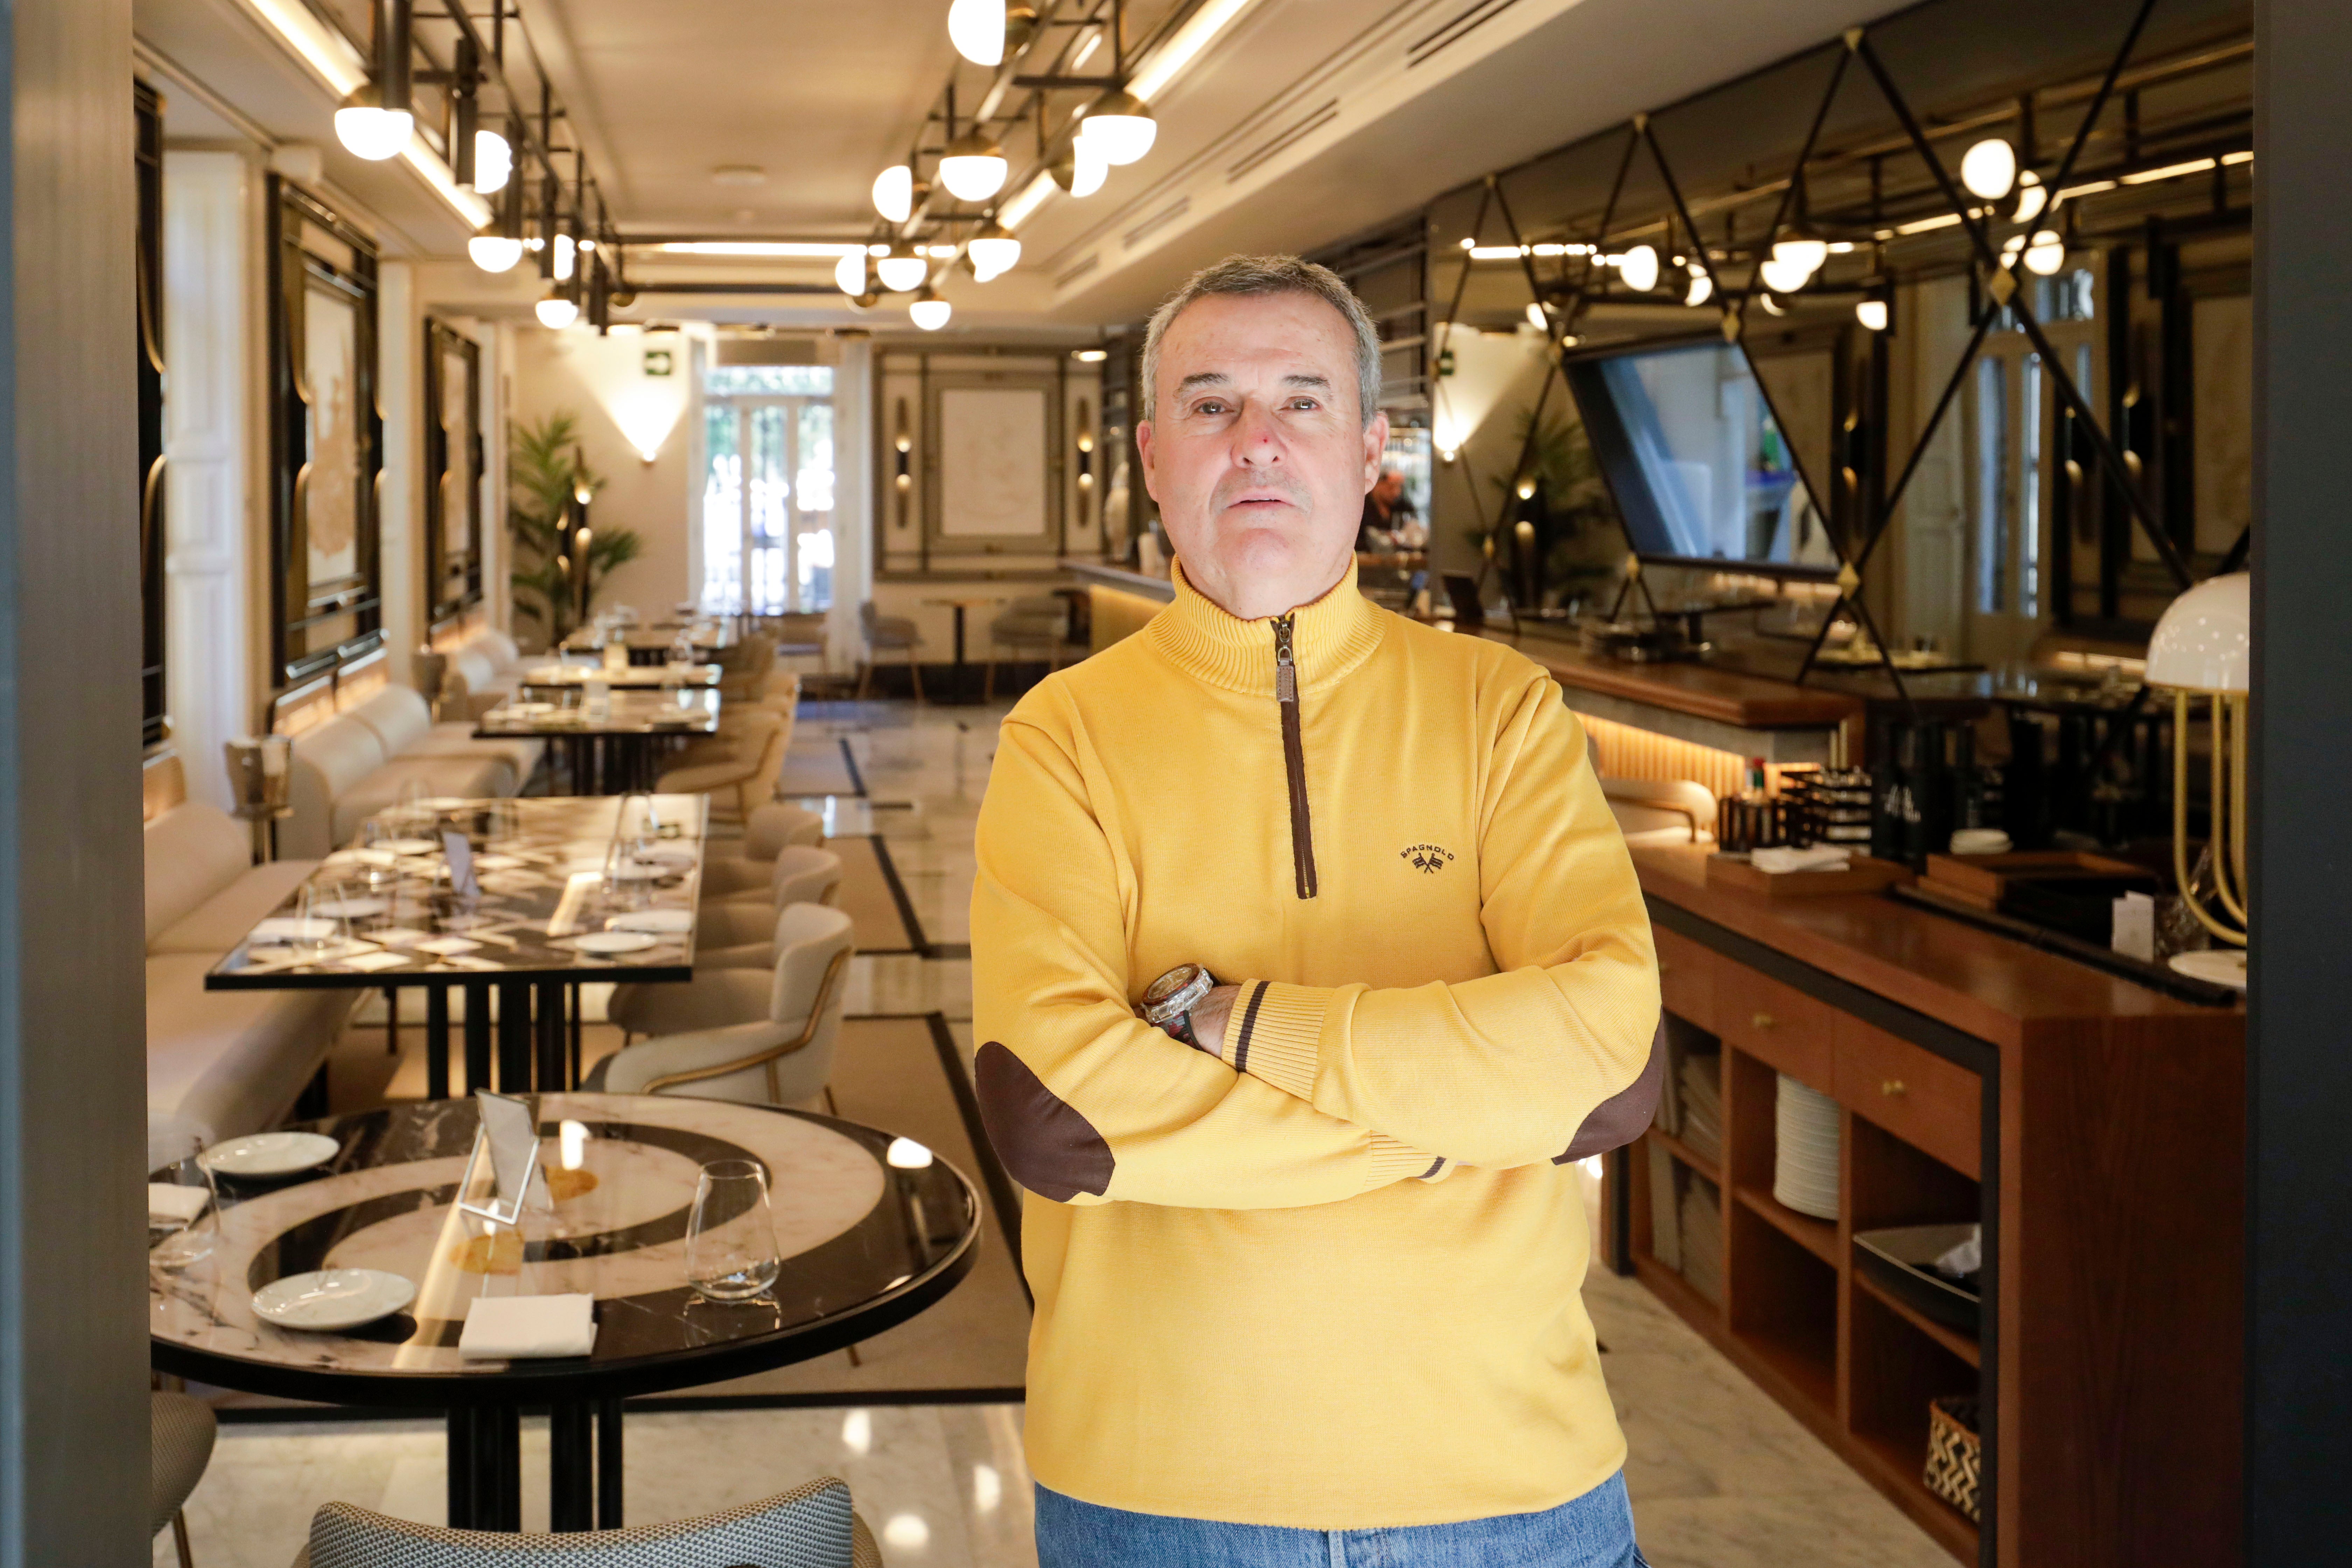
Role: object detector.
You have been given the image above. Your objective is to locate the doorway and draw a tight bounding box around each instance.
[700,365,836,617]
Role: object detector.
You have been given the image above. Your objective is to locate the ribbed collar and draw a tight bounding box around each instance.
[1144,558,1386,696]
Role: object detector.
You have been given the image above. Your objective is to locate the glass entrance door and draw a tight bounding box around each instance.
[701,376,835,616]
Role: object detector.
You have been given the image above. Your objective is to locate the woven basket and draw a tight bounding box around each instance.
[1924,1396,1982,1521]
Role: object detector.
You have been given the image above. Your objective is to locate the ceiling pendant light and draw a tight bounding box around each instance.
[473,129,512,194]
[834,251,871,296]
[1050,136,1109,198]
[1684,265,1714,307]
[468,233,523,273]
[1961,137,2019,201]
[1758,255,1813,294]
[1077,89,1156,166]
[2022,230,2067,275]
[938,126,1009,202]
[334,83,414,161]
[876,240,930,294]
[948,0,1036,67]
[536,284,578,330]
[968,219,1021,281]
[552,232,577,281]
[1770,220,1828,279]
[872,165,915,224]
[1856,298,1889,331]
[910,287,953,331]
[2012,171,2047,224]
[1617,243,1660,293]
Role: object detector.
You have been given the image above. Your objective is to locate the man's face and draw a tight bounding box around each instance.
[1374,471,1405,505]
[1137,290,1388,621]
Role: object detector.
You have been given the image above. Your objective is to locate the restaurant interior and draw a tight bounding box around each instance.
[1,0,2340,1564]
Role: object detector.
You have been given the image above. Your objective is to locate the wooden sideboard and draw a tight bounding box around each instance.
[1613,846,2244,1568]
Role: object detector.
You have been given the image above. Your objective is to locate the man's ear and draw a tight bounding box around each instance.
[1361,410,1391,491]
[1135,418,1159,504]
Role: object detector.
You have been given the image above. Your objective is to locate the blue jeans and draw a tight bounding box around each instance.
[1034,1472,1647,1568]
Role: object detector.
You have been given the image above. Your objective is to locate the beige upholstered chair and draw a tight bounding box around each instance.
[655,708,788,822]
[597,905,855,1108]
[984,594,1082,699]
[856,602,923,701]
[289,1478,882,1567]
[699,847,844,965]
[153,1390,216,1568]
[698,802,826,897]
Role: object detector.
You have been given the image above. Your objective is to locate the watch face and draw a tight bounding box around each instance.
[1141,964,1206,1012]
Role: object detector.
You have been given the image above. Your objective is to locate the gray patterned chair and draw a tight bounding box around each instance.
[152,1389,217,1568]
[289,1477,881,1567]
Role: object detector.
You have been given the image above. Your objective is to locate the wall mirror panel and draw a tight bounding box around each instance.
[424,319,484,627]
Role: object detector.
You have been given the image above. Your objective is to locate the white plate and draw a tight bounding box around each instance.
[252,1269,416,1332]
[631,844,697,865]
[475,853,527,870]
[308,897,388,919]
[199,1130,341,1177]
[605,860,672,881]
[571,930,658,955]
[415,797,472,812]
[608,909,692,933]
[251,917,337,943]
[379,838,440,856]
[506,701,556,716]
[2169,949,2247,990]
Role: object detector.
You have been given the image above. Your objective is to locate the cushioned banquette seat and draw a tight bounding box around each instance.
[441,629,526,720]
[283,686,538,859]
[144,798,355,1170]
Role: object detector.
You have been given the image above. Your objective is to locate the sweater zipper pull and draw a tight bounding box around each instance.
[1273,615,1318,900]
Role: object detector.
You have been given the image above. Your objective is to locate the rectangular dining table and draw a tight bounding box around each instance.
[560,623,736,665]
[517,659,723,691]
[475,688,721,793]
[205,795,709,1099]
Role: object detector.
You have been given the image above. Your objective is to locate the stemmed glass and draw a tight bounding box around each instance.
[684,1160,781,1302]
[149,1135,221,1271]
[293,879,350,960]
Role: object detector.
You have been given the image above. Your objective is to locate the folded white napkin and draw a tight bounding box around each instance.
[459,1294,598,1359]
[1752,846,1853,876]
[148,1184,209,1224]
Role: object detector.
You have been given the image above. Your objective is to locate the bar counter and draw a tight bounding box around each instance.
[1622,842,2242,1568]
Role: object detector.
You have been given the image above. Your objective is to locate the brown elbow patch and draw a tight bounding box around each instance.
[1554,1016,1667,1164]
[974,1042,1115,1202]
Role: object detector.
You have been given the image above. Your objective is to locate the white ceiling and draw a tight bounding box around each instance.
[136,0,1908,329]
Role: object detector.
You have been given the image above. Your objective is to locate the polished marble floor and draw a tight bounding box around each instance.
[167,695,1948,1568]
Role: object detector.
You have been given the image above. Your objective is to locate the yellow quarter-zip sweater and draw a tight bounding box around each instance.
[970,562,1660,1529]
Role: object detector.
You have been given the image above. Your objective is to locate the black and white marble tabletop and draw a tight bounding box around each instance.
[517,661,723,690]
[148,1093,980,1406]
[476,687,723,737]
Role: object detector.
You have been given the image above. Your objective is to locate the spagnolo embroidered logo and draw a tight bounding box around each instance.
[1400,842,1455,874]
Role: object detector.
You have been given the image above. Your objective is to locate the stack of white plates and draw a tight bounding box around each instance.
[1773,1073,1841,1220]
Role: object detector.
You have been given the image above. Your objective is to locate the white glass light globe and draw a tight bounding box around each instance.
[552,233,576,281]
[872,165,914,224]
[2013,174,2048,224]
[1769,236,1827,277]
[1758,255,1813,294]
[1856,299,1889,331]
[1617,244,1659,293]
[834,252,868,295]
[969,233,1021,280]
[938,147,1008,203]
[472,130,512,194]
[1960,137,2018,201]
[535,293,579,329]
[1684,269,1714,307]
[1063,139,1108,198]
[468,234,524,273]
[876,252,930,293]
[2023,232,2067,275]
[1078,92,1156,166]
[334,103,413,162]
[948,0,1008,65]
[910,292,953,331]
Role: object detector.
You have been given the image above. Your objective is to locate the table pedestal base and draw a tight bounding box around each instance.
[446,1398,624,1531]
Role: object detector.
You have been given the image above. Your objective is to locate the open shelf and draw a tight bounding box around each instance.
[1848,1282,1982,1558]
[1650,1126,1721,1186]
[1853,1265,1981,1369]
[1726,1198,1839,1419]
[1734,1183,1838,1265]
[1847,1422,1982,1562]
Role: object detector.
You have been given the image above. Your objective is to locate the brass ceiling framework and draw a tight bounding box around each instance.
[1437,0,2241,703]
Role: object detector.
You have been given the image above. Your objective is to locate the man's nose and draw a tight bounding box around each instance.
[1231,400,1285,461]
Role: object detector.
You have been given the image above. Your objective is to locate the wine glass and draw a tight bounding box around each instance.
[149,1135,221,1271]
[684,1160,781,1302]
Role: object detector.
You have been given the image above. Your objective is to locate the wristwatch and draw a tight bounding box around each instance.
[1140,963,1219,1048]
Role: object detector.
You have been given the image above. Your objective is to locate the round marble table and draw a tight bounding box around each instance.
[149,1094,979,1532]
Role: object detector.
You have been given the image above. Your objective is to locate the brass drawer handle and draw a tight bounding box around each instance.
[1752,1011,1776,1029]
[1881,1079,1907,1097]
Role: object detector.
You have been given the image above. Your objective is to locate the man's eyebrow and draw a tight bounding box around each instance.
[1280,373,1334,391]
[1175,372,1234,396]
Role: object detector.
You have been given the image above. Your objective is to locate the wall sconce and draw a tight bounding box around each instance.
[893,396,913,531]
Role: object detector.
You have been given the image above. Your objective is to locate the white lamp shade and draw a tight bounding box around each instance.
[948,0,1008,65]
[334,103,413,162]
[910,294,953,331]
[938,150,1008,202]
[472,130,512,194]
[834,252,868,295]
[1617,244,1659,293]
[969,234,1021,279]
[2023,233,2067,275]
[1064,139,1108,197]
[468,234,524,274]
[1684,269,1714,307]
[552,233,576,281]
[1855,299,1889,331]
[872,165,914,224]
[1960,137,2018,200]
[2146,571,2249,693]
[535,294,579,330]
[876,254,930,293]
[1078,93,1156,166]
[1769,236,1827,276]
[2013,177,2048,224]
[1758,255,1813,294]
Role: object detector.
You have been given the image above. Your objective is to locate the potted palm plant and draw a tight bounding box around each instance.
[509,412,643,646]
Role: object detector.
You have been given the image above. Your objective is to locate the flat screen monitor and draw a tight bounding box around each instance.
[1563,339,1838,576]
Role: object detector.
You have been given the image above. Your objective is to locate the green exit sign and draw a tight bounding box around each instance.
[643,349,674,377]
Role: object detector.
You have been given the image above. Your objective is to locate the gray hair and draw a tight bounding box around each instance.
[1140,254,1383,428]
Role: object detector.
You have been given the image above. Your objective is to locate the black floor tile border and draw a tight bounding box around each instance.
[864,834,932,959]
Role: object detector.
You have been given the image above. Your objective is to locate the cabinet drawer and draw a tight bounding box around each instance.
[1835,1015,1982,1179]
[1654,926,1715,1032]
[1717,962,1834,1091]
